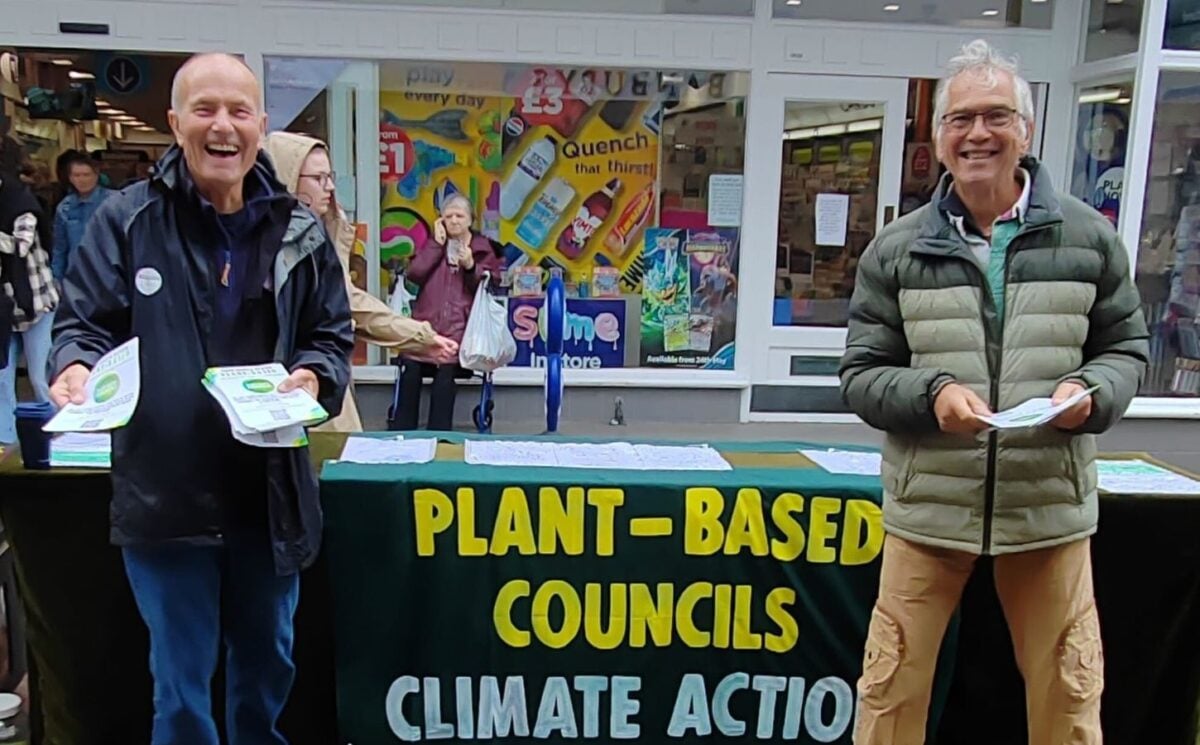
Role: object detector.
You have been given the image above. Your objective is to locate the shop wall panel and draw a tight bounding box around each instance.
[1,0,238,50]
[767,21,1057,82]
[256,2,753,69]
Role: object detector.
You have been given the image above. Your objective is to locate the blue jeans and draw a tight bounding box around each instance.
[0,310,55,443]
[122,529,300,745]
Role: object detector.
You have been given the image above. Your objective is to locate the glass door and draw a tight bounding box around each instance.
[764,74,907,351]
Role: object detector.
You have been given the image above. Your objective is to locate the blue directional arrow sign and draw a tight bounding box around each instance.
[99,55,146,96]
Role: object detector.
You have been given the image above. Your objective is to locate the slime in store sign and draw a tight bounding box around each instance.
[508,298,626,369]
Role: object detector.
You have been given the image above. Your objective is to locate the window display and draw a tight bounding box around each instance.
[1136,72,1200,396]
[267,58,748,371]
[1070,83,1133,228]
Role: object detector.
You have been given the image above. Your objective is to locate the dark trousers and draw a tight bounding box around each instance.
[394,359,459,431]
[122,529,300,745]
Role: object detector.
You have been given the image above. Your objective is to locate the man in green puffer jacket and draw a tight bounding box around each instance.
[840,40,1148,745]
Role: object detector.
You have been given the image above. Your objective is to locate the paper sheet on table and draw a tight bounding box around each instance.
[553,442,640,469]
[339,436,437,465]
[464,440,560,467]
[1096,459,1200,495]
[49,432,112,468]
[44,338,141,433]
[975,387,1098,430]
[632,444,732,471]
[801,449,882,476]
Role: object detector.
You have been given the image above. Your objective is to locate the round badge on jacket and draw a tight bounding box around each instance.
[135,267,163,296]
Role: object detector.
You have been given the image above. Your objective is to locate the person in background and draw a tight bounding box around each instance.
[0,163,56,445]
[395,194,500,431]
[48,53,352,743]
[263,131,459,431]
[51,152,114,280]
[840,40,1148,745]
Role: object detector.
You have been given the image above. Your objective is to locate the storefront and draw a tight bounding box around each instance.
[1,0,1196,423]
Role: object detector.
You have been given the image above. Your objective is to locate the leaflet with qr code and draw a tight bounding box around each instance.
[202,363,328,443]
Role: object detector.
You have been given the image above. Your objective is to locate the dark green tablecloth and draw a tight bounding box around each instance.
[0,435,1197,745]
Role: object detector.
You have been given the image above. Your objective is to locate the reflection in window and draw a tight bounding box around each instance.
[1070,83,1133,227]
[1165,0,1200,50]
[1084,0,1144,61]
[1137,73,1200,396]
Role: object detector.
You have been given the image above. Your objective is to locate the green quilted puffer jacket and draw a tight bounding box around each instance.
[839,158,1149,555]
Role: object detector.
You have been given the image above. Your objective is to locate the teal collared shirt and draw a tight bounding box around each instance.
[940,168,1032,323]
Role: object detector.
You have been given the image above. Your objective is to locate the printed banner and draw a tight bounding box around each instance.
[640,227,739,369]
[379,65,660,305]
[323,468,890,744]
[508,298,626,369]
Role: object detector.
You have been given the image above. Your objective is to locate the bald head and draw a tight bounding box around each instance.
[170,53,261,113]
[167,52,267,213]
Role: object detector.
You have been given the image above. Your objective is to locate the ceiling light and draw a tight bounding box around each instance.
[783,127,817,140]
[112,115,137,122]
[1031,0,1047,3]
[68,70,94,80]
[1078,89,1122,104]
[982,9,1000,16]
[786,0,801,5]
[98,108,124,115]
[51,59,73,66]
[1114,97,1132,104]
[847,118,883,133]
[816,123,847,137]
[883,3,900,10]
[134,126,156,132]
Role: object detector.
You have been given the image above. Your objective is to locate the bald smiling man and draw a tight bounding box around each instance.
[49,53,353,744]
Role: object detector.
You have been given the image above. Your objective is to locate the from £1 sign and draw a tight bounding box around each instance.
[508,297,625,369]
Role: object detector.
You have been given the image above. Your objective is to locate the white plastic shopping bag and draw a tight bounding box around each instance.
[459,273,516,373]
[388,275,414,317]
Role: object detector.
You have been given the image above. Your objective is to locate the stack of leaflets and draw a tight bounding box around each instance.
[202,364,328,448]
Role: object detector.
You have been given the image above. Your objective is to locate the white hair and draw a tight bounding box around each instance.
[933,39,1034,142]
[440,194,473,217]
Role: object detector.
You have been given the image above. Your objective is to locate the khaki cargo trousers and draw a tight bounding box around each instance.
[854,534,1104,745]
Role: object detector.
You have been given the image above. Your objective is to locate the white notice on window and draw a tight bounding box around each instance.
[814,193,850,247]
[707,174,744,227]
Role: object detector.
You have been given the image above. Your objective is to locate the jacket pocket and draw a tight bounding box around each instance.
[857,608,904,706]
[1058,602,1104,710]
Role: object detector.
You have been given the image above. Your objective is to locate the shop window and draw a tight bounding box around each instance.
[1165,0,1200,49]
[266,59,749,371]
[1136,72,1200,396]
[0,48,181,215]
[1084,0,1144,61]
[1070,82,1134,227]
[772,0,1053,28]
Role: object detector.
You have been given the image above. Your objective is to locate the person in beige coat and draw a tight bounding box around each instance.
[264,131,458,432]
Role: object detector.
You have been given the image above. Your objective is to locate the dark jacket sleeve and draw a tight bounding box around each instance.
[406,238,443,286]
[839,240,950,434]
[50,198,131,375]
[289,236,354,417]
[1060,228,1150,434]
[51,202,70,280]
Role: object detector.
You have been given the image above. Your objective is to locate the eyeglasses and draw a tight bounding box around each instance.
[299,172,336,188]
[940,107,1021,133]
